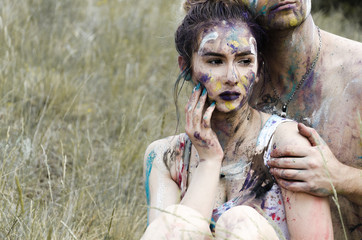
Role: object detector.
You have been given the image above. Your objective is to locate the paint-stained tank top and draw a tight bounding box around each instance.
[175,115,292,240]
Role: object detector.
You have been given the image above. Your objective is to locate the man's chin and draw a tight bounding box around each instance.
[257,17,304,31]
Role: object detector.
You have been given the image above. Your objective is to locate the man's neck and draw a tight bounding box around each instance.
[263,16,320,93]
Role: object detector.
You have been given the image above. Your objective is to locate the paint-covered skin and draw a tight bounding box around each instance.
[242,0,311,29]
[192,22,258,113]
[144,4,333,238]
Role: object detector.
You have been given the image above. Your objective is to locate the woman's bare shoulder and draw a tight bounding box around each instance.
[273,121,310,147]
[144,133,188,176]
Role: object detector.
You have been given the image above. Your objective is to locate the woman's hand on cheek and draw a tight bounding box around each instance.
[185,83,224,163]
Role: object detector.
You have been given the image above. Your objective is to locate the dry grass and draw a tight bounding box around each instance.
[0,0,360,239]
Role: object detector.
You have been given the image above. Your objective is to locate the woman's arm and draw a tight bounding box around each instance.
[144,138,181,224]
[180,85,224,220]
[145,84,224,224]
[272,122,333,240]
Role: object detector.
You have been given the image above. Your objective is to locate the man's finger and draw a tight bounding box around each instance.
[267,157,307,169]
[270,168,306,181]
[274,178,309,193]
[275,178,331,197]
[270,145,311,158]
[297,123,320,146]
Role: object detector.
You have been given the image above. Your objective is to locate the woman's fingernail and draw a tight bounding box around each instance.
[192,83,199,93]
[201,88,207,96]
[210,101,216,107]
[195,82,201,90]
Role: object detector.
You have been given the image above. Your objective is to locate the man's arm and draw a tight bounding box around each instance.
[268,123,362,206]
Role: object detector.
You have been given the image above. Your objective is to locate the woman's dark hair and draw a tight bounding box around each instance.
[173,0,265,131]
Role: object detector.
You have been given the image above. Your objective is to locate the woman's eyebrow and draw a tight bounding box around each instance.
[235,50,254,57]
[200,52,224,57]
[201,51,254,57]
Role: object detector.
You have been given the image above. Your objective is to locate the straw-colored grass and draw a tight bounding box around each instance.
[0,0,360,239]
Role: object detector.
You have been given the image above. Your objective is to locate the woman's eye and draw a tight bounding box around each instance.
[238,58,252,65]
[207,59,223,65]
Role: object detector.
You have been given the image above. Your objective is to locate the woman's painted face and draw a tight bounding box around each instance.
[243,0,311,30]
[192,22,258,113]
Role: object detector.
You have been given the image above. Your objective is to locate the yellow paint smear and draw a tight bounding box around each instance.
[229,40,240,48]
[240,75,248,86]
[225,102,236,110]
[290,18,298,27]
[214,81,222,91]
[241,38,249,46]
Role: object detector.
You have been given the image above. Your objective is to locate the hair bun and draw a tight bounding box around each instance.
[182,0,245,13]
[182,0,205,13]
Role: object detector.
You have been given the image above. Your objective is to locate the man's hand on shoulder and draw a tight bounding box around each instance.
[268,123,346,197]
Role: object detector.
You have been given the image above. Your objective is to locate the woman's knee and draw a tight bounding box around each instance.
[215,206,278,240]
[142,204,212,240]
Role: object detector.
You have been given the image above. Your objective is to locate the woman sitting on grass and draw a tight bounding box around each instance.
[142,1,333,239]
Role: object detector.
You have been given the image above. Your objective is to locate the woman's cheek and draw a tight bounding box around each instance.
[236,71,256,93]
[197,72,220,97]
[199,72,212,84]
[211,80,222,94]
[245,71,256,93]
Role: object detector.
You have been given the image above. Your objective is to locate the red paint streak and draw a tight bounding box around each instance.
[310,198,333,240]
[286,197,291,209]
[271,213,276,220]
[278,200,282,205]
[277,216,280,221]
[178,173,182,186]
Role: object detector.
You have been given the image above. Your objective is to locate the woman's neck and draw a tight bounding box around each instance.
[263,16,320,92]
[211,105,261,150]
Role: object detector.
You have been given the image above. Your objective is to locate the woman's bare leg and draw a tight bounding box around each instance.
[141,204,213,240]
[215,206,279,240]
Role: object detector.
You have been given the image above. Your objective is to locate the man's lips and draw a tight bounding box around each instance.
[219,91,240,101]
[269,1,296,13]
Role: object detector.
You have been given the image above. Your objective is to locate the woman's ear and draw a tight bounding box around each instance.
[178,56,192,81]
[178,56,186,71]
[255,74,260,83]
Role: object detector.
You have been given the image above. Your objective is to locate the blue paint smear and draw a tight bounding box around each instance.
[200,74,211,83]
[145,150,156,225]
[258,5,267,15]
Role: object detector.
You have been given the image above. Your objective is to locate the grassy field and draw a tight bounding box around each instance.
[0,0,360,239]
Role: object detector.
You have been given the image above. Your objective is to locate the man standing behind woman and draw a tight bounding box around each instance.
[184,0,362,239]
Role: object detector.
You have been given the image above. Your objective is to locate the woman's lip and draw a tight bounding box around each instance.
[219,91,240,101]
[269,2,296,13]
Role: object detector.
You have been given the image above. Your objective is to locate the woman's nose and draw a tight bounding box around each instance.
[224,64,239,85]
